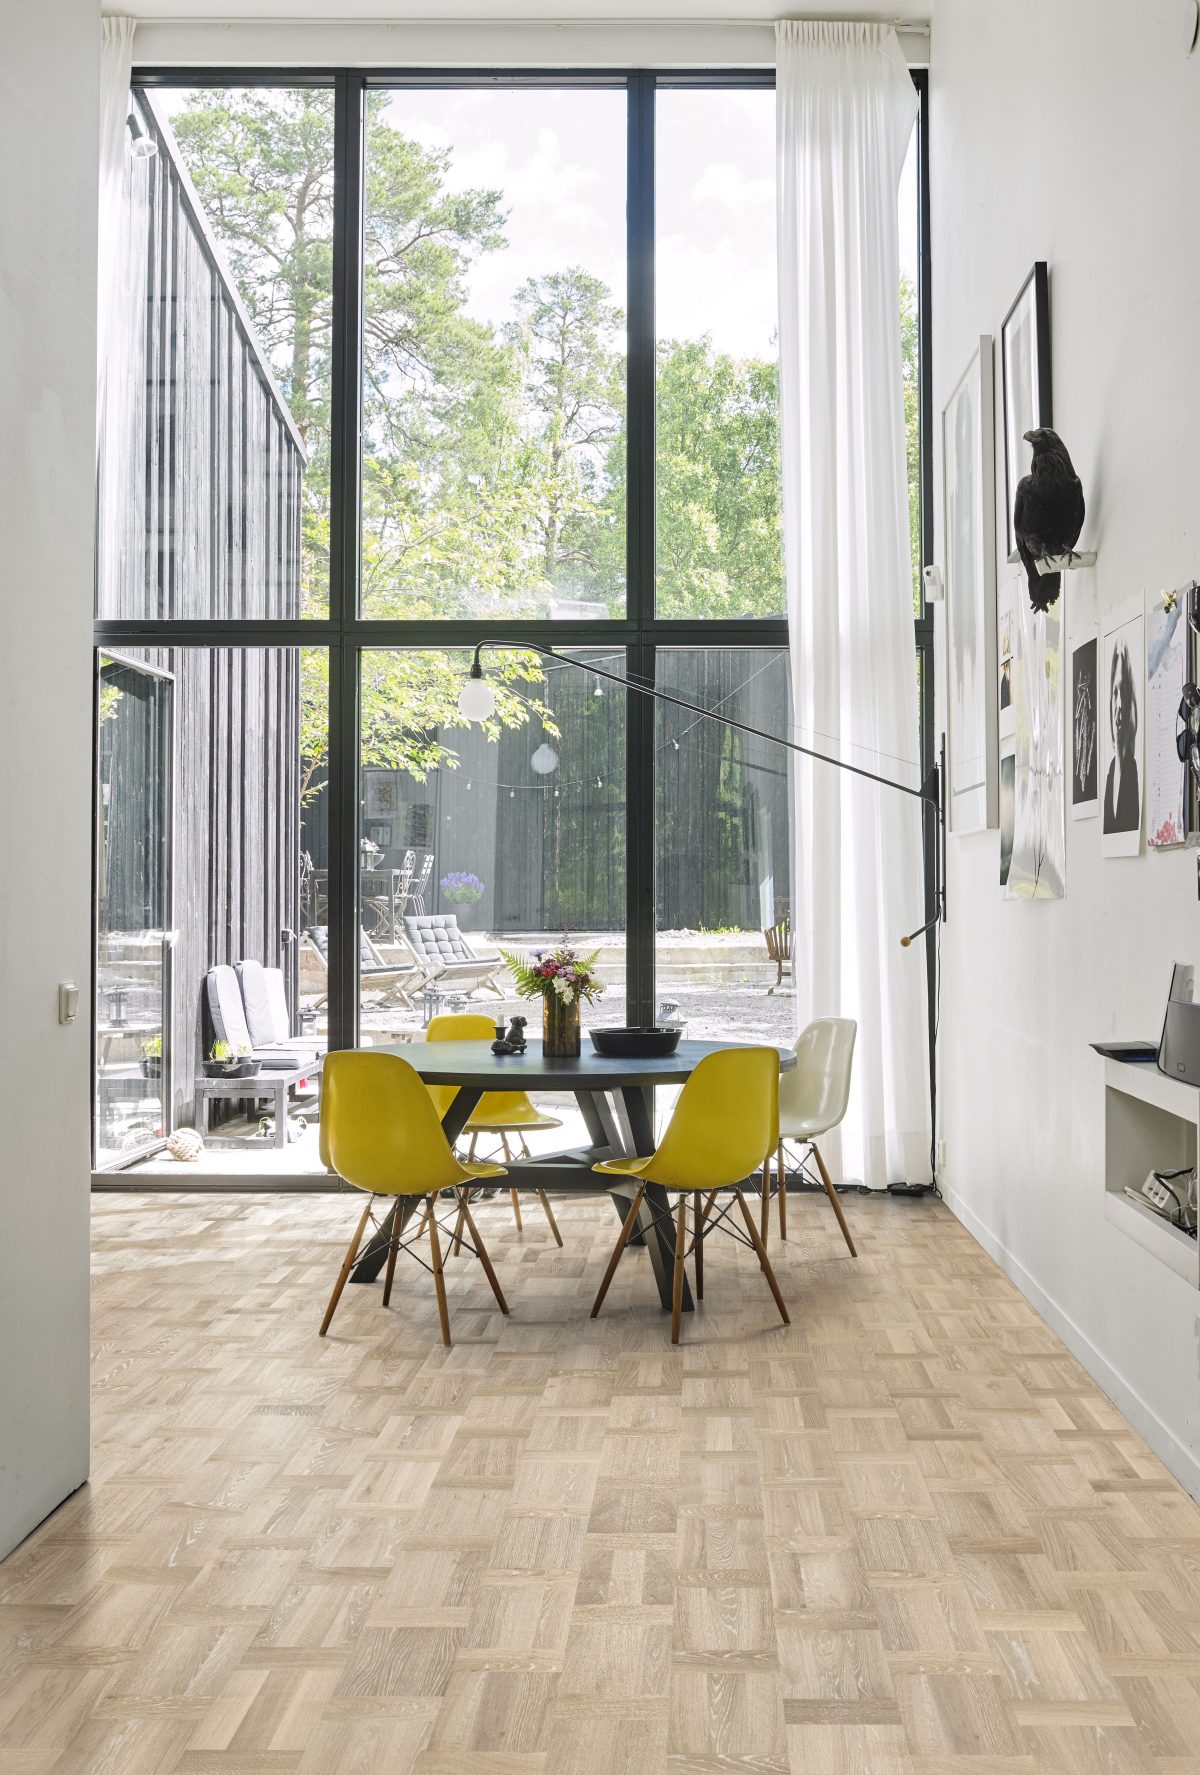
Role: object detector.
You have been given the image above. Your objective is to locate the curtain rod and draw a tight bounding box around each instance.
[125,14,930,33]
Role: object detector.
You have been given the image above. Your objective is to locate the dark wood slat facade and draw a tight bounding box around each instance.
[97,98,306,1140]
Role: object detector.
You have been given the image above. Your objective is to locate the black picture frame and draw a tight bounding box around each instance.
[1000,262,1052,563]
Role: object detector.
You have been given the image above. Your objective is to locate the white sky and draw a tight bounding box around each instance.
[163,82,920,363]
[380,85,919,363]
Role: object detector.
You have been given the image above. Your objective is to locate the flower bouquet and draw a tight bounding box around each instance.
[500,941,605,1057]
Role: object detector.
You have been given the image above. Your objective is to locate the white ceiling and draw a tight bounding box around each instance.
[126,1,931,21]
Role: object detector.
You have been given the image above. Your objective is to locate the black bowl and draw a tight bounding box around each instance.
[589,1026,682,1059]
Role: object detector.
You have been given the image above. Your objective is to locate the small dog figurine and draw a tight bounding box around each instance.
[491,1015,528,1057]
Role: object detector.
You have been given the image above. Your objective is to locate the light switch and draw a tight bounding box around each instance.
[58,982,79,1026]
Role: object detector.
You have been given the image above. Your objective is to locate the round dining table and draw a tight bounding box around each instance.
[349,1036,795,1315]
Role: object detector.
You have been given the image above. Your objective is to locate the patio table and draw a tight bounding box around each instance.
[349,1037,795,1314]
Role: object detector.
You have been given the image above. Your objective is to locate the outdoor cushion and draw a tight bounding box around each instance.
[236,960,277,1048]
[207,964,253,1050]
[206,963,311,1071]
[306,924,412,976]
[404,914,484,965]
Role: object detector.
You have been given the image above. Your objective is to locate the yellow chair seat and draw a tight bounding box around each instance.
[593,1153,654,1178]
[459,1159,507,1181]
[466,1104,563,1133]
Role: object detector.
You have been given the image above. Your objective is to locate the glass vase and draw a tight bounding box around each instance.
[542,993,581,1058]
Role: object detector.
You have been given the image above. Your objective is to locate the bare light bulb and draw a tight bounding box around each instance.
[458,672,496,721]
[130,135,158,160]
[530,743,559,775]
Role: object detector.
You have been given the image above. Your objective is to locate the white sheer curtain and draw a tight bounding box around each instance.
[97,15,136,454]
[776,20,930,1187]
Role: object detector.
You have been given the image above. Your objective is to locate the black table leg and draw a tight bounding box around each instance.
[350,1086,483,1284]
[610,1085,693,1315]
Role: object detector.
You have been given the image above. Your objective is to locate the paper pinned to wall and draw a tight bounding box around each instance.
[1145,597,1186,849]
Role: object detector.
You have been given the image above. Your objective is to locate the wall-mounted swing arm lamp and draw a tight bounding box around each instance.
[457,640,946,944]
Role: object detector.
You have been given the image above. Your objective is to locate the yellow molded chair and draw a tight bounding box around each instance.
[318,1049,509,1346]
[425,1012,564,1246]
[760,1019,858,1254]
[590,1046,788,1344]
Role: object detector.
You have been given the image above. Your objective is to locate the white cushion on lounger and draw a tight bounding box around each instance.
[236,960,276,1048]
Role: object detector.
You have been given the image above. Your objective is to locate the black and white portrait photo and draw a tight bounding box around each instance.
[1071,635,1099,820]
[1101,607,1143,857]
[943,340,997,833]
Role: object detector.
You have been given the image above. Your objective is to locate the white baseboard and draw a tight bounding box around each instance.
[940,1181,1200,1503]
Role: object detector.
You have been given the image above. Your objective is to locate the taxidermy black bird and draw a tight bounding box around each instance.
[1013,426,1086,612]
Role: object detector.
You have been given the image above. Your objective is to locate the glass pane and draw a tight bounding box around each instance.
[98,87,333,619]
[97,647,328,1178]
[655,649,793,1047]
[95,656,172,1167]
[655,89,782,619]
[356,649,626,1058]
[361,89,627,618]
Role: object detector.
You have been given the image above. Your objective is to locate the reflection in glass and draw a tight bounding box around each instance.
[98,87,333,620]
[655,650,792,1047]
[95,655,172,1167]
[347,650,626,1046]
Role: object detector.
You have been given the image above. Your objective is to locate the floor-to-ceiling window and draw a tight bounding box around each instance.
[94,68,930,1179]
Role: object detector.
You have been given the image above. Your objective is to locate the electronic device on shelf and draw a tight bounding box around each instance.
[1124,1166,1198,1234]
[1158,962,1200,1085]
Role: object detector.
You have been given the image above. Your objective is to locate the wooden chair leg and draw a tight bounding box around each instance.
[735,1189,791,1326]
[467,1131,479,1163]
[693,1191,704,1300]
[456,1197,509,1314]
[536,1189,563,1247]
[426,1197,452,1347]
[382,1224,400,1308]
[760,1158,771,1246]
[777,1142,787,1240]
[519,1135,531,1159]
[811,1140,857,1256]
[591,1185,646,1318]
[671,1193,688,1344]
[319,1196,374,1336]
[451,1191,467,1258]
[509,1187,523,1231]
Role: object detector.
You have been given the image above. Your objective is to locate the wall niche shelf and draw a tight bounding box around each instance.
[1102,1057,1198,1287]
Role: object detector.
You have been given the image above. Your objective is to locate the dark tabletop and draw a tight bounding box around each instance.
[374,1036,796,1090]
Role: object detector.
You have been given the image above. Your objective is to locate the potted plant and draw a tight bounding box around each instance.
[230,1042,260,1079]
[440,870,486,928]
[500,941,605,1058]
[203,1039,237,1079]
[139,1033,162,1080]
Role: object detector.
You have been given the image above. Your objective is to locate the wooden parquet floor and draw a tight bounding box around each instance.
[3,1191,1200,1773]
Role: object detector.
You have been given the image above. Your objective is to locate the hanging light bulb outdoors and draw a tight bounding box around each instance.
[530,743,559,775]
[130,134,159,160]
[457,657,496,721]
[592,677,604,698]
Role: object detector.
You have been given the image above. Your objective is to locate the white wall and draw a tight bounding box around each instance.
[0,2,97,1557]
[932,0,1200,1493]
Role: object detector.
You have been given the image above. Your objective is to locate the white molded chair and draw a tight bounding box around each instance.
[761,1018,857,1255]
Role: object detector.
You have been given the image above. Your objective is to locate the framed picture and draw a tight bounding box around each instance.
[1070,635,1099,820]
[943,337,998,834]
[997,580,1016,743]
[366,821,392,849]
[1000,262,1051,563]
[1101,601,1144,858]
[364,773,401,819]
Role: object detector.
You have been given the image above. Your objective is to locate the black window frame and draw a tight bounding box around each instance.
[96,64,934,1138]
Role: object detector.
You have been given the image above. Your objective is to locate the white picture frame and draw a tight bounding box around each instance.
[943,338,998,834]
